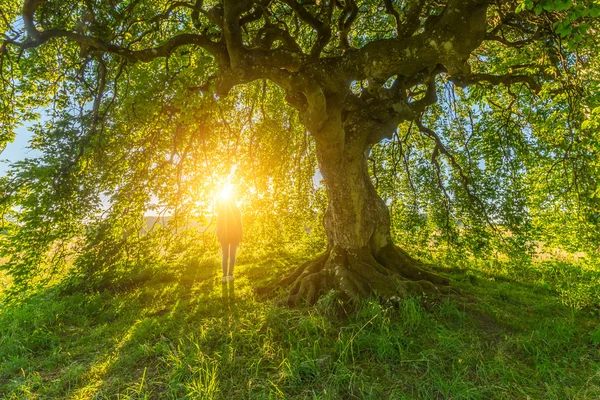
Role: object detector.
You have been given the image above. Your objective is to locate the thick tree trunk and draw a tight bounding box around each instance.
[281,122,451,305]
[319,136,392,253]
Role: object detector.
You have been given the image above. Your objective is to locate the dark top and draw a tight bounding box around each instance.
[216,198,242,245]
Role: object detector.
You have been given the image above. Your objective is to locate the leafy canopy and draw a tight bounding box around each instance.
[0,0,599,291]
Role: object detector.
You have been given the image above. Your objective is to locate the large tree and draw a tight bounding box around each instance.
[1,0,599,303]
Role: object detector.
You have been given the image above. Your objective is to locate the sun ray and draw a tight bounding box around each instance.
[218,182,234,201]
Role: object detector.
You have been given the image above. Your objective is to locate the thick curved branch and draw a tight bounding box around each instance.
[337,68,442,146]
[397,0,427,39]
[22,30,225,62]
[20,0,226,62]
[255,24,302,53]
[408,72,439,114]
[280,0,333,57]
[214,60,327,132]
[383,0,426,39]
[383,0,402,35]
[22,0,43,42]
[353,70,441,144]
[223,0,253,66]
[240,1,267,26]
[341,0,489,82]
[280,0,322,29]
[338,0,358,50]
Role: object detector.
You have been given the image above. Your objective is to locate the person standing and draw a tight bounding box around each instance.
[216,191,242,283]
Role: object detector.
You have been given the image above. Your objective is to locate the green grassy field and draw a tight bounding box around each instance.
[1,251,599,399]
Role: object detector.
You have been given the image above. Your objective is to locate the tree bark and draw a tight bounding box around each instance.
[318,127,391,253]
[282,119,451,305]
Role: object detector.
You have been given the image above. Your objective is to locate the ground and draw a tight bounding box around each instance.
[0,250,599,399]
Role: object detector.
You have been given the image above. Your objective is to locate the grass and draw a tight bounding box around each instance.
[0,250,599,399]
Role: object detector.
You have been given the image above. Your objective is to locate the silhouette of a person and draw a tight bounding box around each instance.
[216,193,242,283]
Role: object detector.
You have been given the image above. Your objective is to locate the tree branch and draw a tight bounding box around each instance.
[222,0,253,66]
[280,0,333,57]
[383,0,402,36]
[338,0,358,50]
[341,0,489,82]
[255,24,303,53]
[397,0,426,39]
[19,0,226,62]
[450,72,541,92]
[417,119,498,230]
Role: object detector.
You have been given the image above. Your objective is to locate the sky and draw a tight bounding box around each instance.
[0,124,39,176]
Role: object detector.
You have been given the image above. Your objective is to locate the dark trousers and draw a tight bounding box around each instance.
[221,243,237,276]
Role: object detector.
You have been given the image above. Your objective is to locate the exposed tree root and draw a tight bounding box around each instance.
[281,244,454,306]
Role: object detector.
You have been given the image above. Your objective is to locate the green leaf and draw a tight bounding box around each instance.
[578,24,590,34]
[557,0,573,11]
[541,0,555,12]
[535,4,543,14]
[525,0,535,10]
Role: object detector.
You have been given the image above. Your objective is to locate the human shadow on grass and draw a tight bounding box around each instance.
[73,257,247,397]
[221,279,236,312]
[2,253,597,398]
[0,255,238,398]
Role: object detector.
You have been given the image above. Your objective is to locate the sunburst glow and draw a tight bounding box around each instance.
[218,182,234,200]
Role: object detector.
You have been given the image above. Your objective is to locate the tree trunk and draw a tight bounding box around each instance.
[281,121,451,305]
[319,132,391,253]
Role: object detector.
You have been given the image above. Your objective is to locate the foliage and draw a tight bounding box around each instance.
[1,76,323,292]
[1,0,599,293]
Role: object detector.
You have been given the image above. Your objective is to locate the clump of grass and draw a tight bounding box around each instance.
[1,251,599,399]
[0,265,11,293]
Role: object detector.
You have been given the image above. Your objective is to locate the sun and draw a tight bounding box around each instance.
[218,182,234,200]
